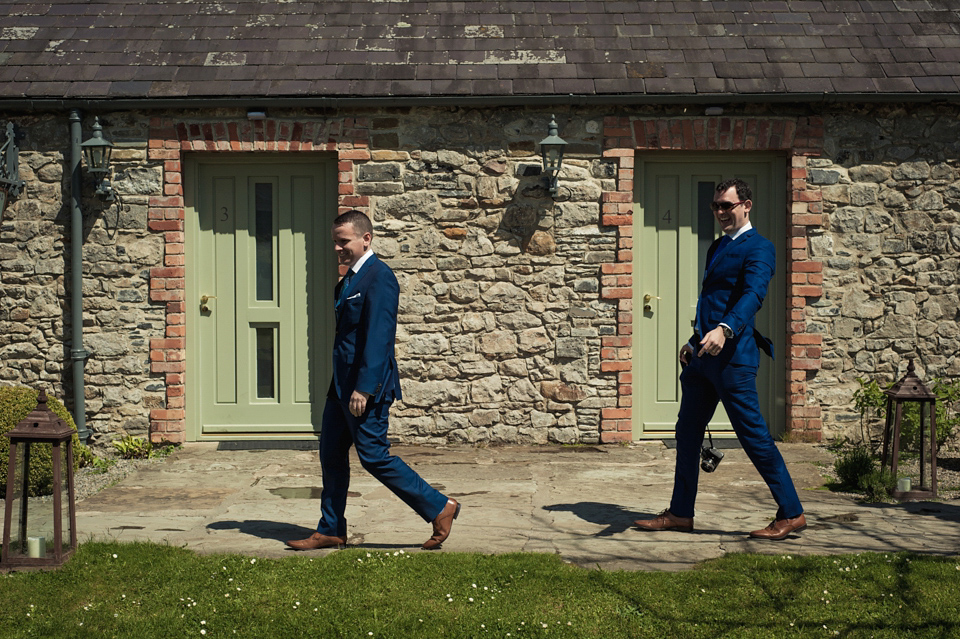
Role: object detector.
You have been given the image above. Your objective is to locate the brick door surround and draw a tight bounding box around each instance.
[145,117,370,443]
[599,115,825,443]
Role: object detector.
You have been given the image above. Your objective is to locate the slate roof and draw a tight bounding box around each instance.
[1,0,959,106]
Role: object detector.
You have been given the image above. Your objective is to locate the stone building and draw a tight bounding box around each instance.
[1,2,958,448]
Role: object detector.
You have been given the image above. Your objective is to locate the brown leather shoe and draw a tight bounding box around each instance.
[749,514,807,540]
[634,509,694,532]
[422,498,460,550]
[285,532,347,550]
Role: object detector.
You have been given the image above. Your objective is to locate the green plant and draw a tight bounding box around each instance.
[931,376,960,442]
[853,377,887,418]
[151,442,177,458]
[832,445,898,501]
[834,445,876,489]
[0,386,82,497]
[859,468,897,502]
[75,442,98,468]
[852,375,959,453]
[113,435,153,460]
[852,377,886,446]
[91,456,118,474]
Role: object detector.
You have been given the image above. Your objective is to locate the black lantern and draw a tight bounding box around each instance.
[880,359,938,500]
[1,390,78,571]
[539,115,567,198]
[0,121,25,215]
[80,116,115,202]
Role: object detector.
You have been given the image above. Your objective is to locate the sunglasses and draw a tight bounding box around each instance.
[710,200,747,212]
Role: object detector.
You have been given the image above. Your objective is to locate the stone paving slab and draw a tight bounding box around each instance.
[74,442,960,571]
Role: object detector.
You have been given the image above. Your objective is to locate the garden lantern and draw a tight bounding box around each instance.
[1,390,78,571]
[880,359,937,500]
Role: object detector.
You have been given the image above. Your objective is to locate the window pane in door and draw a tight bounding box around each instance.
[697,181,716,278]
[255,183,274,301]
[255,326,275,399]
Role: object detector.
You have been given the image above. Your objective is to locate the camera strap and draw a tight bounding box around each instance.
[703,424,716,451]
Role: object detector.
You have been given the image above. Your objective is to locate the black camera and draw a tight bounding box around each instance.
[700,446,724,473]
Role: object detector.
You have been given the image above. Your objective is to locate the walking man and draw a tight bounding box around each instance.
[634,178,806,540]
[287,210,460,551]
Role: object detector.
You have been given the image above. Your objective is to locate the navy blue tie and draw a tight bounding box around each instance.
[707,235,731,270]
[335,271,353,316]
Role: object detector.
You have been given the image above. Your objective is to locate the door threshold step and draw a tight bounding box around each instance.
[662,438,742,449]
[217,440,319,451]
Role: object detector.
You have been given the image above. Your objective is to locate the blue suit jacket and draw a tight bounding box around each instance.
[691,228,775,367]
[330,253,401,404]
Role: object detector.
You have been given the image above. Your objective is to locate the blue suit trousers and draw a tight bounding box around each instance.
[669,355,803,521]
[316,398,448,537]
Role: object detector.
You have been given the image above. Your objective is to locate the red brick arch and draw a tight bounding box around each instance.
[599,115,825,443]
[145,116,371,442]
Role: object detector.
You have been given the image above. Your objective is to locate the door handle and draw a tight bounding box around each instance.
[643,294,660,312]
[200,295,216,312]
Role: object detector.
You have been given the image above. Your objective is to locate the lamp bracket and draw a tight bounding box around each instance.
[1,121,26,199]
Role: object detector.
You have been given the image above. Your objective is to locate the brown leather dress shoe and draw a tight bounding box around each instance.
[285,532,347,550]
[634,509,694,532]
[422,498,461,550]
[749,514,807,541]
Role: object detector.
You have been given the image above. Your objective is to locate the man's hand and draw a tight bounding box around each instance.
[697,326,726,358]
[679,343,694,366]
[349,390,371,417]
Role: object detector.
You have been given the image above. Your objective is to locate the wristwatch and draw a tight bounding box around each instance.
[721,325,734,339]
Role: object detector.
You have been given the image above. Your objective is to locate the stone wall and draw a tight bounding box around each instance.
[0,112,164,443]
[361,112,618,444]
[809,104,960,440]
[2,102,958,447]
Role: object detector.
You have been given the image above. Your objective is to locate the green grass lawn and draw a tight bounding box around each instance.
[1,542,959,638]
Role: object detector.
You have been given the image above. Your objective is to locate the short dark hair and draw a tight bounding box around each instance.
[716,178,752,203]
[333,209,373,236]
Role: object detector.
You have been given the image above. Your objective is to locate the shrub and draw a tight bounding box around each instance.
[0,386,83,497]
[833,446,897,501]
[834,446,875,489]
[859,469,897,502]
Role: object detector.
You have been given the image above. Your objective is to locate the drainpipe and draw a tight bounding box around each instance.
[68,109,90,442]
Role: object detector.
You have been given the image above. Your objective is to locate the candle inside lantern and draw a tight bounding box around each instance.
[897,477,912,493]
[27,536,46,559]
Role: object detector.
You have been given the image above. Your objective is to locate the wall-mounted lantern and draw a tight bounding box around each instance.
[539,115,567,198]
[0,121,26,215]
[80,117,115,202]
[1,390,78,572]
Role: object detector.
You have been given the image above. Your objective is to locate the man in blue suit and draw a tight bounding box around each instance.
[634,178,806,541]
[287,210,460,550]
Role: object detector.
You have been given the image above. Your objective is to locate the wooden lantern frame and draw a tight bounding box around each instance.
[880,359,938,500]
[1,390,78,571]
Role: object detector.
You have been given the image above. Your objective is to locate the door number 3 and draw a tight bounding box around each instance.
[220,207,229,222]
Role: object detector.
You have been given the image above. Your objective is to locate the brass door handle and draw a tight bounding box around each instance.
[643,293,660,312]
[200,295,216,312]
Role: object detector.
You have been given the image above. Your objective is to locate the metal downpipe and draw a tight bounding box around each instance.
[68,109,90,442]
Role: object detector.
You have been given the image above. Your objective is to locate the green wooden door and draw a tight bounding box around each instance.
[185,158,336,439]
[633,156,786,439]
